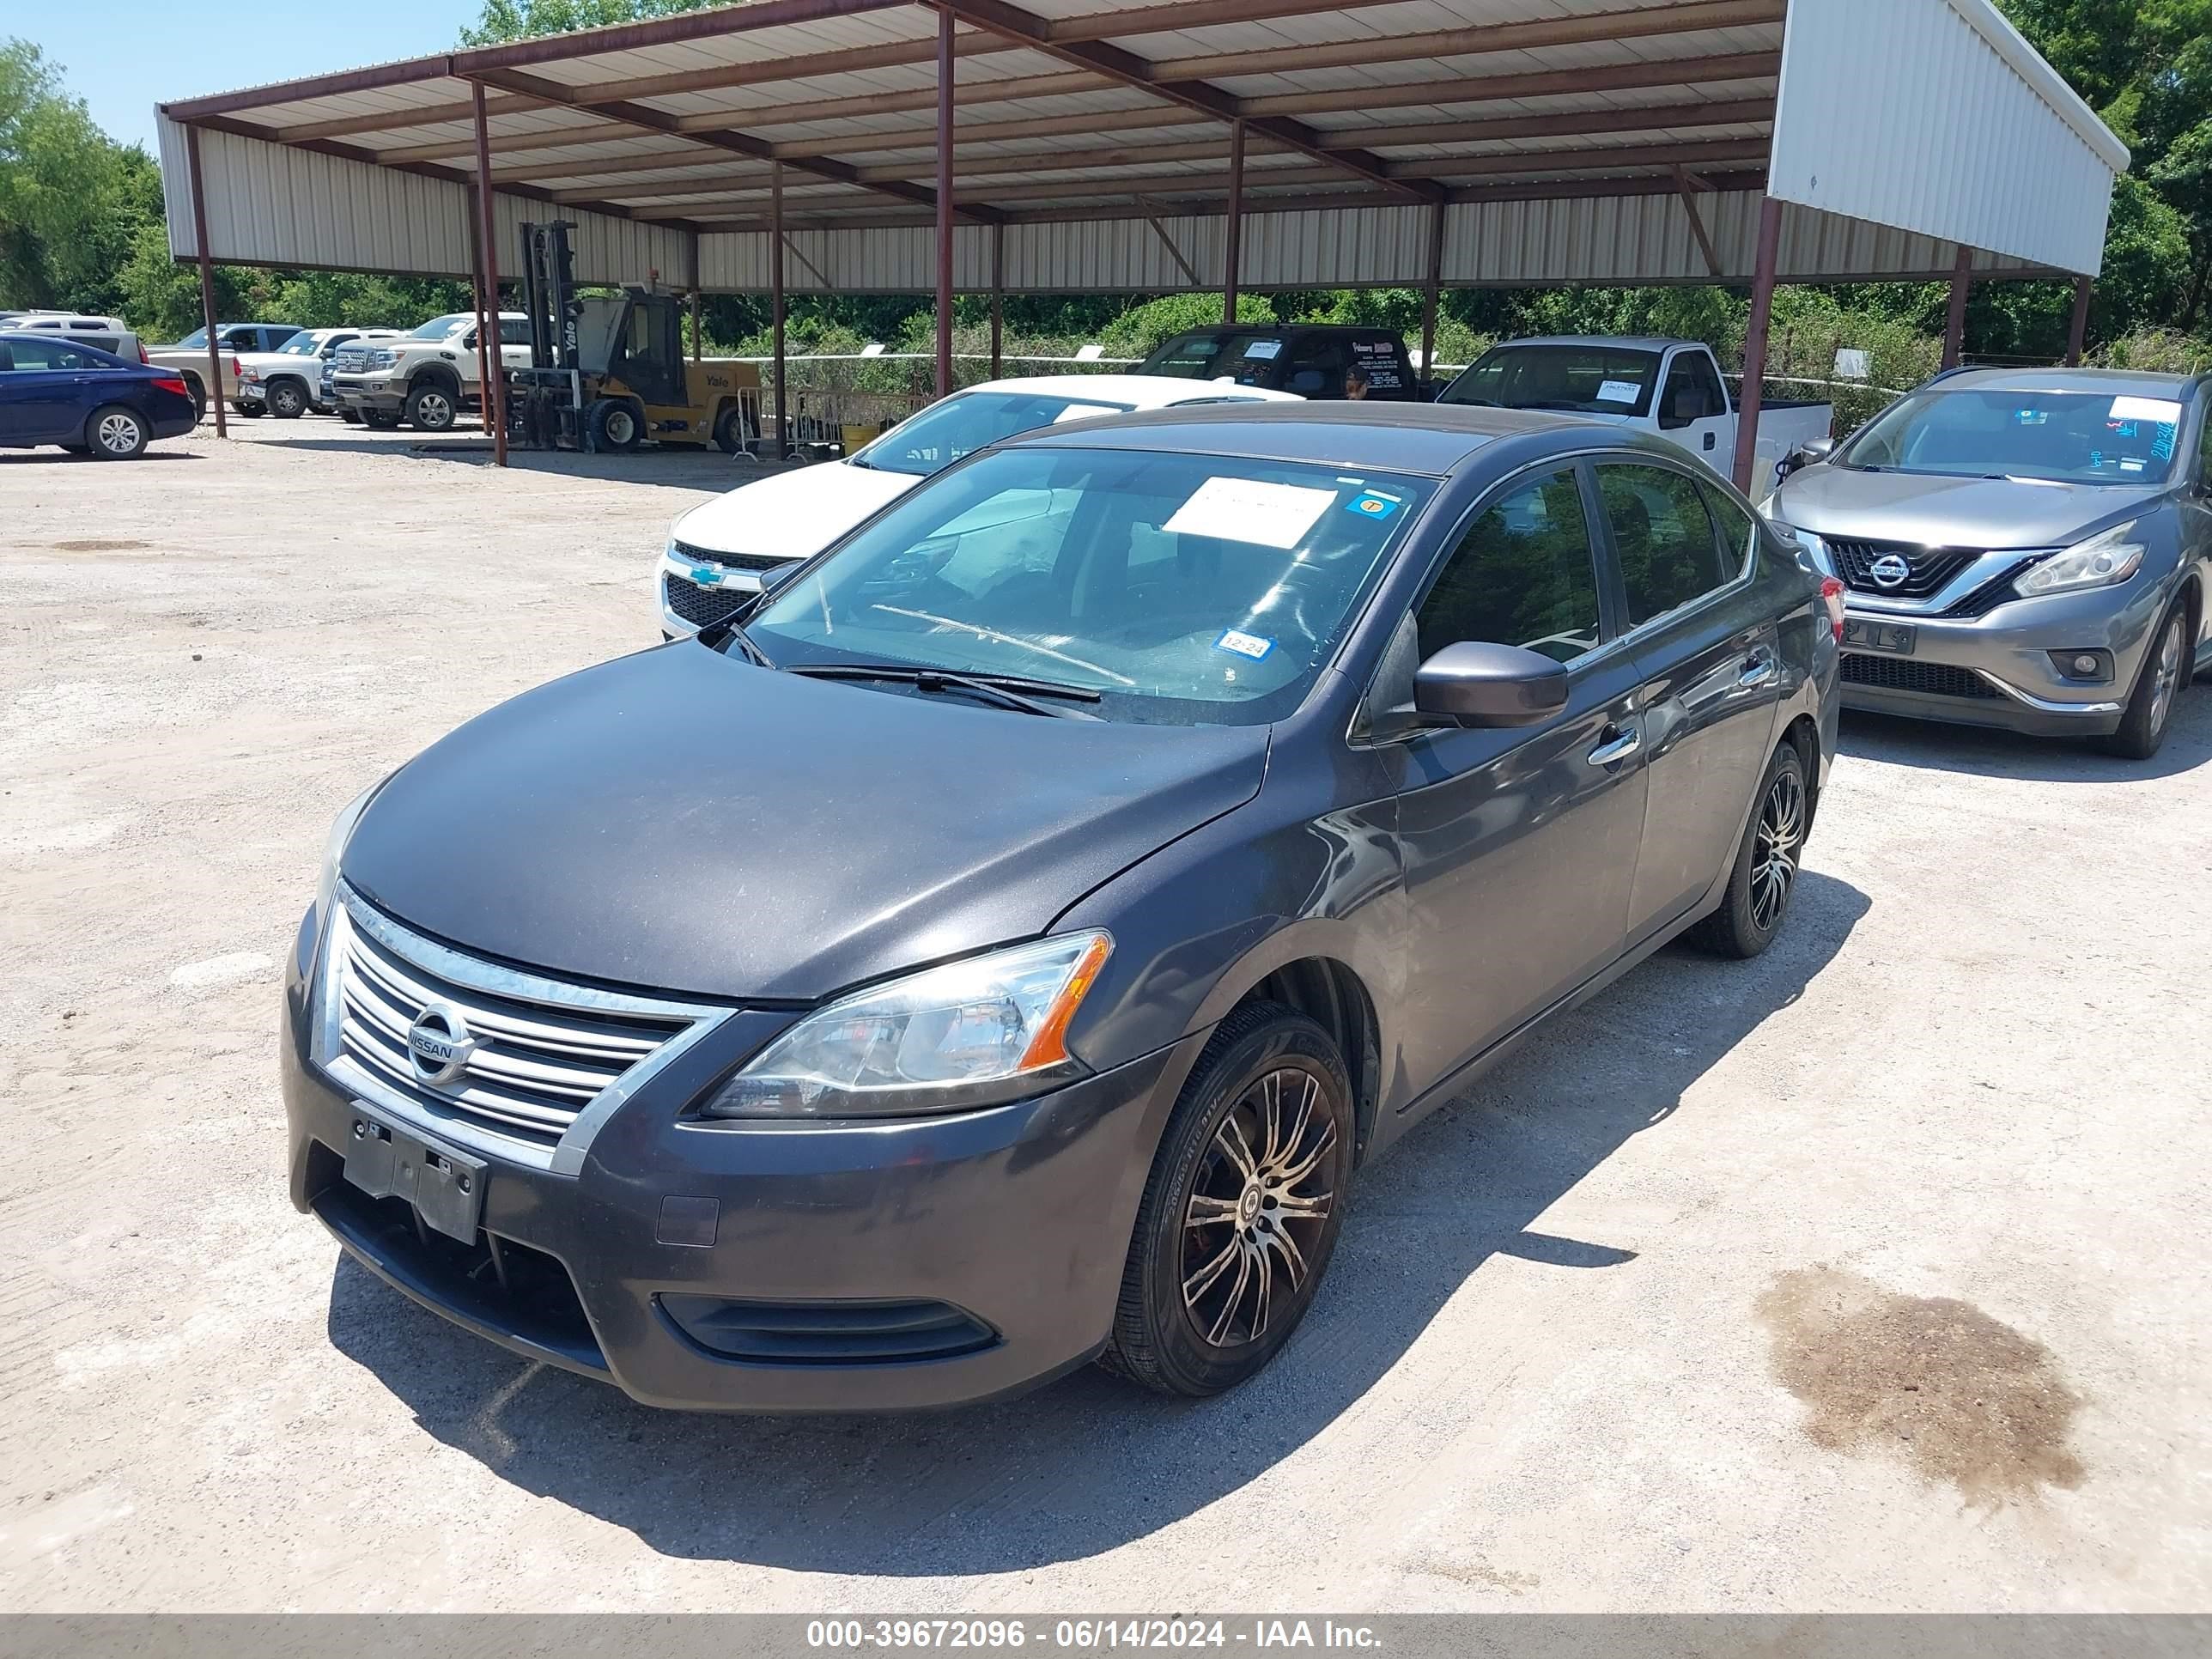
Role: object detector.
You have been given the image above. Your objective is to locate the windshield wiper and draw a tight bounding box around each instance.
[787,661,1103,719]
[696,610,774,666]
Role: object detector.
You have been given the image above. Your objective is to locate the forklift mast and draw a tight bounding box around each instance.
[516,220,580,371]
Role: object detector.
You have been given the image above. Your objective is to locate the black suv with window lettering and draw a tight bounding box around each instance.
[1138,325,1422,400]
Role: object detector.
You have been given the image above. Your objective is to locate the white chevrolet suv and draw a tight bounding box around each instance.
[658,374,1299,636]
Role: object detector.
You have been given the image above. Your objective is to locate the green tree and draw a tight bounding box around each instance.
[461,0,723,46]
[0,40,163,315]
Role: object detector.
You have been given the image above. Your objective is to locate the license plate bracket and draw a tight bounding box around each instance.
[1844,617,1917,655]
[343,1107,485,1243]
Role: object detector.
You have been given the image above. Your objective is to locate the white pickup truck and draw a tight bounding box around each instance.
[1437,335,1832,502]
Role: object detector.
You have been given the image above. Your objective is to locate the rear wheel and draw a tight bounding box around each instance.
[267,379,307,419]
[234,400,264,419]
[182,375,207,422]
[1690,741,1807,959]
[2098,601,2188,760]
[1103,1003,1352,1396]
[404,381,457,432]
[86,404,149,460]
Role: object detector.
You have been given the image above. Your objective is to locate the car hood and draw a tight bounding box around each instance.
[1771,465,2165,549]
[339,642,1267,1001]
[672,461,919,562]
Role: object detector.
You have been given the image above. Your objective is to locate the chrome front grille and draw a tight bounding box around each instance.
[314,888,727,1164]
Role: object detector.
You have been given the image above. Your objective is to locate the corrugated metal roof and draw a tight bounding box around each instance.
[159,0,2121,289]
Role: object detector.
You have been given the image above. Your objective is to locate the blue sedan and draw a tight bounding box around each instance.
[0,331,199,459]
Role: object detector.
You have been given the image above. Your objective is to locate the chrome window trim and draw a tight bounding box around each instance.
[310,884,736,1177]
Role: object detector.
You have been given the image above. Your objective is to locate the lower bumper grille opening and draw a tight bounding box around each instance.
[311,1157,605,1374]
[659,1293,999,1365]
[1839,653,2002,700]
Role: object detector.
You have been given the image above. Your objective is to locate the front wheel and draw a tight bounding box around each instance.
[1103,1003,1353,1396]
[234,400,264,419]
[2098,601,2189,760]
[404,382,457,432]
[268,380,307,419]
[1690,741,1808,958]
[589,398,643,453]
[340,407,363,425]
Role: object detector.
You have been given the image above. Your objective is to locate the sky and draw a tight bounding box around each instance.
[18,1,481,155]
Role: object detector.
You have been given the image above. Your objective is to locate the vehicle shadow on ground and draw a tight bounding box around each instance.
[0,449,199,465]
[241,430,787,487]
[327,869,1869,1573]
[1839,679,2212,783]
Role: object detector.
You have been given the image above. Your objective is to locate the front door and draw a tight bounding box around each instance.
[0,337,93,442]
[1372,462,1649,1097]
[1595,461,1783,939]
[1656,348,1732,476]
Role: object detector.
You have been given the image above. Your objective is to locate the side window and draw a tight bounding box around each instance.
[2198,399,2212,483]
[1416,467,1603,664]
[222,327,258,349]
[1698,482,1759,576]
[500,319,531,346]
[1659,352,1727,428]
[1600,463,1730,626]
[5,339,88,371]
[1285,336,1348,397]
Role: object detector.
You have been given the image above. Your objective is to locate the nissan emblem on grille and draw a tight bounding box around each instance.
[1869,553,1912,589]
[406,1004,477,1088]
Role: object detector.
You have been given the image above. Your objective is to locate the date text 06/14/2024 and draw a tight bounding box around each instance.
[804,1620,1384,1650]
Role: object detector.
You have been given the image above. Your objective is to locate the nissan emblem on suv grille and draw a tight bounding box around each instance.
[1869,553,1912,588]
[406,1005,477,1088]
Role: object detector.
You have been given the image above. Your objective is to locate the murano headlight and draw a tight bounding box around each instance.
[701,932,1113,1120]
[2014,521,2146,598]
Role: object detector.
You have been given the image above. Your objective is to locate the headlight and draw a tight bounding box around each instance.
[240,367,261,384]
[366,349,397,370]
[700,932,1113,1120]
[1768,519,1835,579]
[314,778,385,933]
[2014,521,2145,598]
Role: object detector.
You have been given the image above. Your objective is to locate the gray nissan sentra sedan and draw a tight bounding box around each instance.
[1764,367,2211,758]
[283,404,1840,1411]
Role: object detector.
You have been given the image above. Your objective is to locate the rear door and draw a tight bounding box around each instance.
[1656,348,1732,473]
[1373,460,1649,1091]
[1595,459,1782,940]
[1351,335,1414,399]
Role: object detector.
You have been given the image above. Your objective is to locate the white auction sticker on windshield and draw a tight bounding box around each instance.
[1164,477,1336,549]
[1595,380,1642,404]
[2109,395,2183,425]
[1242,339,1283,360]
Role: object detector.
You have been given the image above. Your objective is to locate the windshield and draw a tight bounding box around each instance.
[1441,343,1663,418]
[276,333,324,356]
[1139,331,1292,385]
[748,446,1434,726]
[176,327,207,349]
[1838,387,2189,484]
[408,314,471,339]
[854,390,1133,478]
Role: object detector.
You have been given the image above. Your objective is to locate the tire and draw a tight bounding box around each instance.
[341,408,364,425]
[2097,601,2189,760]
[234,400,264,419]
[713,404,753,456]
[85,404,149,460]
[1688,741,1808,959]
[58,442,88,455]
[1102,1002,1354,1396]
[267,379,307,419]
[404,380,458,433]
[182,375,207,422]
[589,398,643,453]
[362,409,402,430]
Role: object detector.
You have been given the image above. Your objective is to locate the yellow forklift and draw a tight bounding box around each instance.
[507,220,760,453]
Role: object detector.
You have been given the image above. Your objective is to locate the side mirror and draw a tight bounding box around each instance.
[1412,641,1570,728]
[1780,435,1836,477]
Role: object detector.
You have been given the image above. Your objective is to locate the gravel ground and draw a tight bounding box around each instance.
[1,418,2208,1613]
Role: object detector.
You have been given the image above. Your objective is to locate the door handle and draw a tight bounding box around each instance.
[1703,431,1717,450]
[1587,723,1642,767]
[1739,651,1777,690]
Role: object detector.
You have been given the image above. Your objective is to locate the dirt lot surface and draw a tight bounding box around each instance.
[2,419,2208,1613]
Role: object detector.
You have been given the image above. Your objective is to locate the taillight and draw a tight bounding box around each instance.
[228,356,241,377]
[1820,576,1845,642]
[151,374,190,397]
[137,341,150,364]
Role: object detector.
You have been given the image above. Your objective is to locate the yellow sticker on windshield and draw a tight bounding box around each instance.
[1163,477,1336,550]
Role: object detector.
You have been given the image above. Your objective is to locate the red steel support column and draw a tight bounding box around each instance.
[1942,243,1972,370]
[772,158,787,461]
[184,124,226,438]
[934,4,955,400]
[469,210,495,421]
[2065,274,2093,366]
[990,221,1004,379]
[1419,198,1444,387]
[471,82,508,466]
[1732,195,1783,495]
[1224,119,1245,323]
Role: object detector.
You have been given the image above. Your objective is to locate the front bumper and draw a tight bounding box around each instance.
[1837,580,2166,738]
[281,919,1188,1412]
[331,374,404,416]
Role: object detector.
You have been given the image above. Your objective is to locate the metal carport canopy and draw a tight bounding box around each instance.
[155,0,2126,482]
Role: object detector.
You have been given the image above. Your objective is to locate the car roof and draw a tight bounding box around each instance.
[1487,335,1690,353]
[1160,323,1401,338]
[1924,365,2201,397]
[1000,399,1601,475]
[960,374,1302,406]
